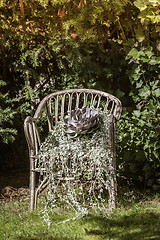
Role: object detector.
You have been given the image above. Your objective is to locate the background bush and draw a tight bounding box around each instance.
[0,0,159,191]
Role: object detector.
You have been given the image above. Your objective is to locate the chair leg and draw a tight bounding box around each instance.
[34,176,48,209]
[109,115,117,209]
[30,170,36,211]
[109,174,117,209]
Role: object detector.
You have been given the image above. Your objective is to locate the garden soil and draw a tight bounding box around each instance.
[0,170,30,204]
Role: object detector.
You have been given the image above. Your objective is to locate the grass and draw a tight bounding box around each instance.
[0,194,160,240]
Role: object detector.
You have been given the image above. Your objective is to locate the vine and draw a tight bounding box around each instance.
[38,111,114,224]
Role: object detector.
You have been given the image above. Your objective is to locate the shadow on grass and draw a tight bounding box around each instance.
[85,212,160,240]
[16,211,160,240]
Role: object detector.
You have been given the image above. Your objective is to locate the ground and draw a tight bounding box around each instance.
[0,170,160,240]
[0,170,30,204]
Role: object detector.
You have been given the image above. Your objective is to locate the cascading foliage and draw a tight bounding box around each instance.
[38,109,114,224]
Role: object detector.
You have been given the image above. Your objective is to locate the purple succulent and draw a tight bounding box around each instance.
[64,107,99,138]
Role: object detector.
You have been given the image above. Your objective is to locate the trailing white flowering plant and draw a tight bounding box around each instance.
[38,108,114,224]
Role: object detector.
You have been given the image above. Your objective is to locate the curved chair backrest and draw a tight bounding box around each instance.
[24,89,122,154]
[34,89,122,127]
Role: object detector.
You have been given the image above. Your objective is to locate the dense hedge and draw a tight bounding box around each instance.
[0,0,159,190]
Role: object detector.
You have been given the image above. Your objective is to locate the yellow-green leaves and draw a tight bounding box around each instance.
[134,0,159,11]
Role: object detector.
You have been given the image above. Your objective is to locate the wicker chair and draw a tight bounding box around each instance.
[24,89,122,210]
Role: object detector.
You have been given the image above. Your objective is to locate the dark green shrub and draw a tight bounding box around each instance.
[117,46,160,191]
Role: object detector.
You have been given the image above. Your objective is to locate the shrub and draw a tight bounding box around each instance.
[117,46,160,191]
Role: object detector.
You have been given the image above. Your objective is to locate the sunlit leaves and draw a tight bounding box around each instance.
[135,27,145,42]
[134,0,160,43]
[133,0,149,11]
[127,48,140,59]
[134,0,160,10]
[0,0,7,7]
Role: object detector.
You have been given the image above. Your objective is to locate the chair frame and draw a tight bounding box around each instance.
[24,89,122,211]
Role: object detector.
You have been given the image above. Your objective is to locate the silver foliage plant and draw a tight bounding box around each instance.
[38,108,113,225]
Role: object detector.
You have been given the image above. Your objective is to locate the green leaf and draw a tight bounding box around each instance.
[135,28,145,42]
[150,58,159,65]
[139,86,151,98]
[134,0,148,11]
[136,80,143,88]
[149,0,159,4]
[153,151,159,158]
[145,46,153,58]
[153,88,160,97]
[140,57,149,62]
[127,48,140,59]
[154,15,160,23]
[133,110,141,118]
[115,89,125,98]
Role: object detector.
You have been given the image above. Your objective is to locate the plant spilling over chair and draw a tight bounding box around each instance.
[24,89,122,223]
